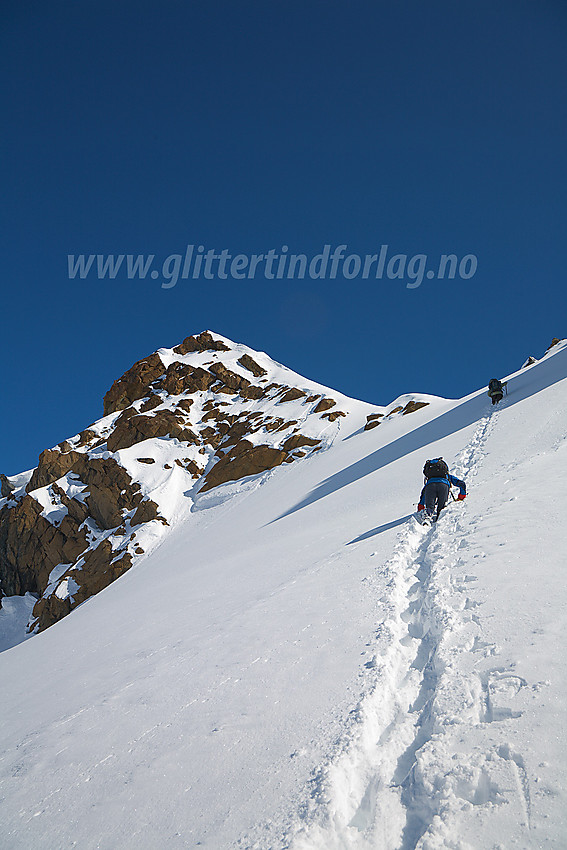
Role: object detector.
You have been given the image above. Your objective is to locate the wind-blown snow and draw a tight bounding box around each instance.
[0,341,565,849]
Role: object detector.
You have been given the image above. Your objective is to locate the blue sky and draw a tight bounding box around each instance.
[1,1,566,475]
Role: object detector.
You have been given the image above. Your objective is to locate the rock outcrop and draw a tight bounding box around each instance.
[103,352,166,416]
[0,448,161,631]
[201,441,288,492]
[2,330,356,637]
[0,474,14,498]
[173,330,230,355]
[237,354,267,378]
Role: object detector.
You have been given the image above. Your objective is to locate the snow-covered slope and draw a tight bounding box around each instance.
[0,339,565,849]
[0,330,435,640]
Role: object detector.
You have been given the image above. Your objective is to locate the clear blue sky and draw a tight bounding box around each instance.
[1,1,566,475]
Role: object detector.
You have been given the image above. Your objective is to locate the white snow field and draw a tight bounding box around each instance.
[0,342,566,850]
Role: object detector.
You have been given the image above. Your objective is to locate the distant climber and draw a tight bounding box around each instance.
[417,457,466,522]
[488,377,507,405]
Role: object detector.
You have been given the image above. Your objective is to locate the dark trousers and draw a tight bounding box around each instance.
[424,481,450,519]
[491,393,503,405]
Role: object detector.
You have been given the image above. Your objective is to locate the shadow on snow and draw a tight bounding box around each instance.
[272,347,566,523]
[347,514,414,544]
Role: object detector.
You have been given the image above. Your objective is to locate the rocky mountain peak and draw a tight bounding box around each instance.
[0,330,435,638]
[0,331,364,634]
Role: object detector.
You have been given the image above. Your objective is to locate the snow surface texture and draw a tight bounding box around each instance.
[0,340,565,849]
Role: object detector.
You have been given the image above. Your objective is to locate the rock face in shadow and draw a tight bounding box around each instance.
[0,449,161,632]
[0,474,14,498]
[0,495,89,598]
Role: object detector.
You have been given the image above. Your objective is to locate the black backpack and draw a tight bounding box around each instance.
[488,378,503,393]
[423,458,449,479]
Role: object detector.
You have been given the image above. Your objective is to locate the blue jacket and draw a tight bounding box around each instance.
[419,473,466,504]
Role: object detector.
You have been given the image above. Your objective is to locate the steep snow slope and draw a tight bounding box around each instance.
[0,342,565,850]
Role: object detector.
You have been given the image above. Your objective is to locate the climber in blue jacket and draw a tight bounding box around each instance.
[417,457,466,521]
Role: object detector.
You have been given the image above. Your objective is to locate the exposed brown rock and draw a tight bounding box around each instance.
[51,483,90,527]
[201,441,287,491]
[131,498,159,527]
[173,331,230,355]
[0,449,162,630]
[140,394,163,412]
[212,383,238,395]
[322,411,346,422]
[223,419,255,446]
[364,413,384,430]
[522,356,537,369]
[546,338,561,351]
[162,363,215,396]
[107,409,199,453]
[27,448,83,493]
[237,354,267,377]
[314,398,336,413]
[137,457,155,464]
[0,474,14,498]
[264,418,285,432]
[200,426,224,448]
[0,495,89,598]
[103,352,166,416]
[388,405,404,416]
[239,385,264,400]
[174,458,203,477]
[402,400,429,415]
[31,594,72,632]
[209,362,251,391]
[282,434,320,452]
[202,408,232,424]
[73,455,160,531]
[177,398,194,413]
[77,429,98,447]
[278,387,307,403]
[30,542,134,633]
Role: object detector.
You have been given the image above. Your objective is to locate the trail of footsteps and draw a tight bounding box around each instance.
[289,406,530,850]
[289,520,436,850]
[390,409,533,849]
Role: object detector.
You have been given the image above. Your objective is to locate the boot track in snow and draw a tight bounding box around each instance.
[284,408,533,850]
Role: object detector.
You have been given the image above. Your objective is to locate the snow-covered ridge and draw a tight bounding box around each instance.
[0,330,437,641]
[0,335,565,849]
